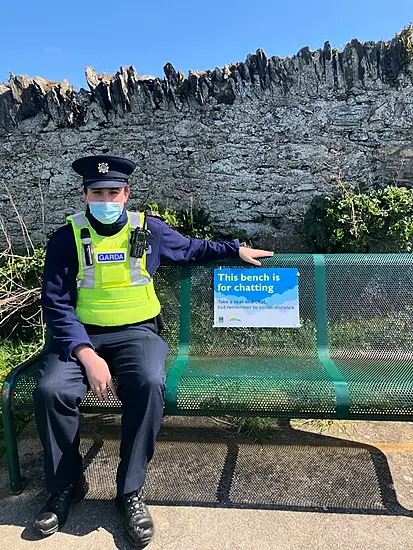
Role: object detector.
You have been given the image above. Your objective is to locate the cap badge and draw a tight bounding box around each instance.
[98,162,109,174]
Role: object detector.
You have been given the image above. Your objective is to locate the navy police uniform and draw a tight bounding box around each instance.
[34,155,240,500]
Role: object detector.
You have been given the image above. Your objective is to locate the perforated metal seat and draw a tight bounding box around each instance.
[3,254,413,492]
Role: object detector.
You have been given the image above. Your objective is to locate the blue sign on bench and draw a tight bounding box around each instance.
[213,267,300,327]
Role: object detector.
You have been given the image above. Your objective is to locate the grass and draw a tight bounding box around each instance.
[226,416,275,441]
[211,416,358,442]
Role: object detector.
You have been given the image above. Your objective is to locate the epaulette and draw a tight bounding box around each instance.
[46,224,70,241]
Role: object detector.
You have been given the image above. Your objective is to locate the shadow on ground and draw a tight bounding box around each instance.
[1,414,412,544]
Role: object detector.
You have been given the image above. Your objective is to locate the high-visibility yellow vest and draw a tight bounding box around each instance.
[66,210,161,326]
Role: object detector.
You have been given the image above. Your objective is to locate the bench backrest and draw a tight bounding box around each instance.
[156,254,413,361]
[10,253,413,419]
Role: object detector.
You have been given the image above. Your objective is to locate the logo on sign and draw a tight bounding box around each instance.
[97,252,126,263]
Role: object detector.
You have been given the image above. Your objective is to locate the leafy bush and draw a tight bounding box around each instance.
[0,248,46,339]
[302,183,413,253]
[146,201,250,243]
[146,201,218,240]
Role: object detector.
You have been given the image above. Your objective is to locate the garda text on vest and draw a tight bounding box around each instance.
[96,252,126,263]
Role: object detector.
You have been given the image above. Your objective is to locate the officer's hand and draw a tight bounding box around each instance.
[239,246,274,266]
[74,346,116,402]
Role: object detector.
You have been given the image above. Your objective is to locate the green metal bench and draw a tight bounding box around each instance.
[3,253,413,494]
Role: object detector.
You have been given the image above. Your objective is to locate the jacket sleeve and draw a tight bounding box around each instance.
[41,230,94,361]
[158,218,240,263]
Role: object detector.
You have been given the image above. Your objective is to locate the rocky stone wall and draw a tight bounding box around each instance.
[1,28,412,252]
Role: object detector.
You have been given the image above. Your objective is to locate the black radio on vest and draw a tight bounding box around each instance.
[130,212,151,259]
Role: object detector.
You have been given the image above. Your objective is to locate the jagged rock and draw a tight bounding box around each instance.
[1,27,413,252]
[0,28,410,129]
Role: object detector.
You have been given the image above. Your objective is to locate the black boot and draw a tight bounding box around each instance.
[115,488,154,549]
[33,474,89,536]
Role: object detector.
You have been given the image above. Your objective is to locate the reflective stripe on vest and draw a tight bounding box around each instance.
[70,212,94,288]
[66,210,161,326]
[69,211,149,289]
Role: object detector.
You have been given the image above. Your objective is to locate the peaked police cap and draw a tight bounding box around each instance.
[72,154,136,189]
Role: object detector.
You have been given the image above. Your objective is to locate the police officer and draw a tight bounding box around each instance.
[32,154,273,548]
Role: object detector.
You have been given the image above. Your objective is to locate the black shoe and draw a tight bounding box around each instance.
[115,488,154,549]
[33,474,89,536]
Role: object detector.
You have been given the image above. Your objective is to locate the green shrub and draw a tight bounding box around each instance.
[302,183,413,253]
[146,202,218,240]
[146,201,248,243]
[0,248,45,339]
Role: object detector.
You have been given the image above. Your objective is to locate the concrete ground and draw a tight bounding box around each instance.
[2,415,413,549]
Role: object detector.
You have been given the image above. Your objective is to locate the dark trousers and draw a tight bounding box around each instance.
[33,322,168,496]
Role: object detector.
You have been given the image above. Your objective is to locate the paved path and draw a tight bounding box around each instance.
[1,416,413,549]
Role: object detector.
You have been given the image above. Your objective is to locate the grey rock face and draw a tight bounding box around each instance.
[1,29,412,252]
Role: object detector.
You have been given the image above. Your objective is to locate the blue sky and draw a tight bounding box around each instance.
[2,0,412,90]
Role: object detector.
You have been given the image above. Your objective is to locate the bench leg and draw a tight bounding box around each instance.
[1,381,23,494]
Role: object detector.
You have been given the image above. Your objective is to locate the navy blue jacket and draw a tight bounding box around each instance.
[41,207,240,361]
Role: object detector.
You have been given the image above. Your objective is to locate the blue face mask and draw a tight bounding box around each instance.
[89,201,123,224]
